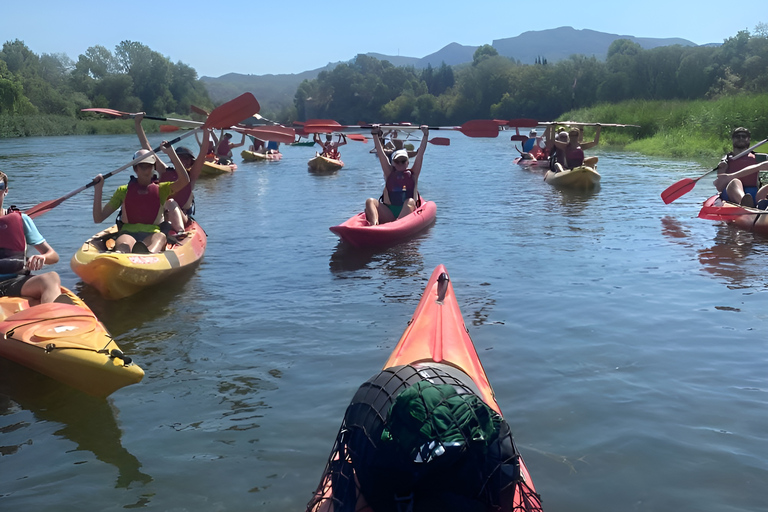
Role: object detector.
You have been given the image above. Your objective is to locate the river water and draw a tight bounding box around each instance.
[1,132,767,512]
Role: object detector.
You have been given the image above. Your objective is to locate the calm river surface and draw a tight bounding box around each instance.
[1,132,767,512]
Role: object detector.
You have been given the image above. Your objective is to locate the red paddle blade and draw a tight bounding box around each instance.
[428,137,450,146]
[508,118,539,128]
[661,178,697,204]
[160,125,181,132]
[26,199,61,219]
[347,134,368,143]
[458,120,499,138]
[204,93,260,129]
[238,126,295,144]
[304,119,341,126]
[190,104,210,116]
[510,134,527,142]
[81,107,129,117]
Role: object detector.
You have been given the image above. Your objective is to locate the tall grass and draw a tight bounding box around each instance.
[562,94,768,162]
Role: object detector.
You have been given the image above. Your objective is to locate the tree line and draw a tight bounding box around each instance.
[0,39,210,118]
[293,24,768,126]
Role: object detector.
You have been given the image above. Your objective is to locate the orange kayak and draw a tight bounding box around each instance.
[307,265,543,511]
[0,287,144,397]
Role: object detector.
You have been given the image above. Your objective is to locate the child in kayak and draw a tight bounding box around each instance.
[365,124,429,225]
[134,114,209,232]
[92,145,190,254]
[0,171,61,304]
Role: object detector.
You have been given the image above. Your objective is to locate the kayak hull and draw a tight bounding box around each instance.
[308,154,344,172]
[514,156,549,169]
[241,150,282,162]
[544,165,600,189]
[70,221,207,300]
[699,194,768,235]
[0,287,144,397]
[201,160,237,176]
[330,200,437,248]
[307,265,542,511]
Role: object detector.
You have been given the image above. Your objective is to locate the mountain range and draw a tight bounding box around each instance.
[201,26,703,111]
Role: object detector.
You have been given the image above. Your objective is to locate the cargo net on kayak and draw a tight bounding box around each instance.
[306,364,542,512]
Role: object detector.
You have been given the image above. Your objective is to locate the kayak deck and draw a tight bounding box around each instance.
[0,287,144,397]
[70,221,207,300]
[330,200,437,248]
[544,164,600,189]
[307,265,542,512]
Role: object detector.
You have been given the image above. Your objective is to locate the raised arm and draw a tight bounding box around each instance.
[230,133,246,149]
[135,113,167,172]
[371,125,393,176]
[409,126,430,180]
[337,134,347,147]
[162,143,190,194]
[188,128,210,186]
[580,124,601,150]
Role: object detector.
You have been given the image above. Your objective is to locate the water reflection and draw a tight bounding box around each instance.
[329,231,431,278]
[0,359,151,488]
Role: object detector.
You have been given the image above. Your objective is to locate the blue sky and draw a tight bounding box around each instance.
[2,1,764,78]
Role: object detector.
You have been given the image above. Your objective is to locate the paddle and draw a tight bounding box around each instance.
[507,118,539,128]
[161,121,295,143]
[661,137,768,205]
[27,93,260,218]
[81,108,203,129]
[302,119,500,138]
[347,134,368,143]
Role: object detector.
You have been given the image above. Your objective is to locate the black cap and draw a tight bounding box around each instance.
[732,127,751,137]
[175,146,194,158]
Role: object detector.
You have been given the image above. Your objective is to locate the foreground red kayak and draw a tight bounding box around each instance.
[330,200,437,248]
[307,265,543,512]
[699,195,768,235]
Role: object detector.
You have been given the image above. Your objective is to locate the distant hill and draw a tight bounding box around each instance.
[202,26,704,109]
[492,26,697,63]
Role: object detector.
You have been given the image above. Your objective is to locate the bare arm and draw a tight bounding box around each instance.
[714,160,768,190]
[230,133,246,149]
[581,125,601,150]
[135,113,167,172]
[371,125,392,176]
[409,126,429,180]
[188,129,210,186]
[27,241,59,270]
[162,143,190,194]
[92,175,118,223]
[337,134,347,147]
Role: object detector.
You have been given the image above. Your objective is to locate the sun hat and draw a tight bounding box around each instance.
[732,127,751,137]
[133,149,157,165]
[529,129,537,137]
[391,149,409,163]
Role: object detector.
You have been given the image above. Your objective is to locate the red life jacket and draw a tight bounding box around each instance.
[565,147,585,168]
[159,167,192,209]
[727,152,758,187]
[0,208,26,258]
[216,140,230,157]
[323,143,339,160]
[123,177,162,225]
[386,170,415,206]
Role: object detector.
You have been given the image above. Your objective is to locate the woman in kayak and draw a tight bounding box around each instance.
[0,171,61,304]
[547,124,601,172]
[313,133,347,159]
[92,145,190,254]
[134,114,208,232]
[365,124,429,225]
[213,131,245,164]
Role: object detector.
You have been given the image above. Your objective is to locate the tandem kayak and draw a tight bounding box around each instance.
[241,150,282,162]
[699,195,768,235]
[330,200,437,248]
[307,265,543,512]
[514,156,549,169]
[544,165,600,189]
[308,154,344,173]
[70,220,207,300]
[0,287,144,397]
[201,160,237,176]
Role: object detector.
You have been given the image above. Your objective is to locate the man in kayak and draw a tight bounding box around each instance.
[313,133,346,159]
[365,124,429,225]
[520,129,547,161]
[714,127,761,206]
[0,171,61,304]
[92,145,190,253]
[134,114,208,232]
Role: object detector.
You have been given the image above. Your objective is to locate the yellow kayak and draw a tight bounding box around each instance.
[544,165,601,189]
[308,154,344,172]
[241,150,282,162]
[0,287,144,397]
[70,220,207,300]
[201,160,237,176]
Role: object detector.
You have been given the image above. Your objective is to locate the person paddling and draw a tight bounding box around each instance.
[713,127,761,206]
[0,171,61,304]
[92,145,190,254]
[365,124,429,225]
[213,132,245,165]
[547,125,601,172]
[314,133,346,160]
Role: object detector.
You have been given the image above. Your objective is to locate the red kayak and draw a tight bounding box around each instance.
[307,265,543,512]
[329,200,437,248]
[699,195,768,235]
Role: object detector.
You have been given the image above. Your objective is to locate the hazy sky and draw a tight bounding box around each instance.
[2,1,764,78]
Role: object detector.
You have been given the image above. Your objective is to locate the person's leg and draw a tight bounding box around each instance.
[19,272,61,304]
[583,156,598,167]
[725,179,747,204]
[397,198,417,219]
[114,233,137,253]
[365,198,379,225]
[144,232,167,253]
[164,199,186,232]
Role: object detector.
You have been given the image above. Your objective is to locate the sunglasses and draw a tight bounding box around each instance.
[394,159,408,164]
[0,182,5,191]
